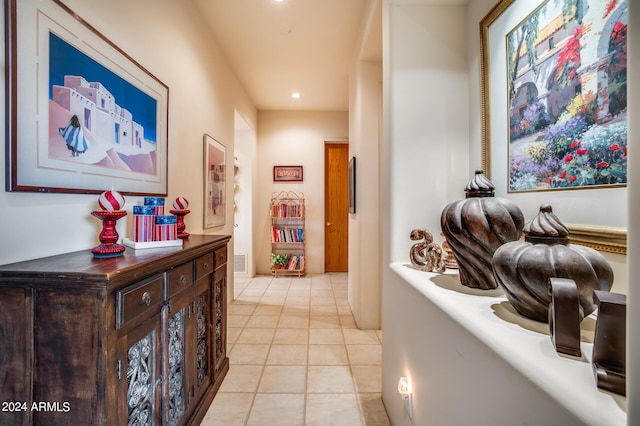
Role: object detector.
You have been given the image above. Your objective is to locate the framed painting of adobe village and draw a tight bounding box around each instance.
[5,0,169,195]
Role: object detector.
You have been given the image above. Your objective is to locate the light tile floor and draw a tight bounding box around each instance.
[202,273,390,426]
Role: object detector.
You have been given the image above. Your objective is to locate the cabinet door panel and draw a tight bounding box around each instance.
[33,289,106,425]
[193,278,213,403]
[0,288,31,425]
[118,315,162,426]
[213,266,227,378]
[167,295,189,426]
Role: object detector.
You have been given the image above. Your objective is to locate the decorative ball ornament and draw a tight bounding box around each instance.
[492,204,614,322]
[173,196,189,210]
[440,170,524,289]
[170,196,191,239]
[91,189,127,258]
[98,190,125,211]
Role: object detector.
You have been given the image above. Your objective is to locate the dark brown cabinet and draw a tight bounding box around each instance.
[0,234,230,426]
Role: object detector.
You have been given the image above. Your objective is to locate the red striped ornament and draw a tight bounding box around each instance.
[98,190,125,211]
[173,196,189,209]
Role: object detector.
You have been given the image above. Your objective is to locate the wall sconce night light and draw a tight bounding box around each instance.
[397,376,414,419]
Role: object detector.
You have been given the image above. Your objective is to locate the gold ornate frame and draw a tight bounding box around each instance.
[479,0,627,254]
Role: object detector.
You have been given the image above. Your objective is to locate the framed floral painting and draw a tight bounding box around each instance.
[506,0,627,192]
[481,0,628,253]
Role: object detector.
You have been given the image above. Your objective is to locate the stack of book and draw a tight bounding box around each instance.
[271,227,304,243]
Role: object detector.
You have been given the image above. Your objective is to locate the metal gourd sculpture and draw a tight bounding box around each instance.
[440,170,525,290]
[493,204,614,322]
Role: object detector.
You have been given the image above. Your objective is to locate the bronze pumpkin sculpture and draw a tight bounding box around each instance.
[441,170,524,290]
[492,204,614,322]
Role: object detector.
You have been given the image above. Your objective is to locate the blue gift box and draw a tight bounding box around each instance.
[133,205,156,215]
[155,215,177,225]
[144,197,165,206]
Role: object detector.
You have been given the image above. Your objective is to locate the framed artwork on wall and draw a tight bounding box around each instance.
[5,0,169,195]
[348,157,356,214]
[273,166,303,182]
[204,134,226,228]
[480,0,627,254]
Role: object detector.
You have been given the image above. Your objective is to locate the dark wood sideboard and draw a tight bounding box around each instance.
[0,234,231,425]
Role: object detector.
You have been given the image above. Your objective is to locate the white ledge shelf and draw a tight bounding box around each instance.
[390,262,626,425]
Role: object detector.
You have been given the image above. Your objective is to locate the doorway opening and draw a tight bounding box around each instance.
[233,110,256,278]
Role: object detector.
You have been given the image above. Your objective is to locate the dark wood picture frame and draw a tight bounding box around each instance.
[5,0,169,195]
[348,156,356,214]
[204,134,226,228]
[479,0,628,254]
[273,165,303,182]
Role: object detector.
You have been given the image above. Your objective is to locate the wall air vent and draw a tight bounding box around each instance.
[234,254,247,274]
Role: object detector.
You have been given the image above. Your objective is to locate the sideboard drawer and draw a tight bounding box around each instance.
[214,247,227,269]
[116,275,163,329]
[166,261,194,298]
[195,253,215,281]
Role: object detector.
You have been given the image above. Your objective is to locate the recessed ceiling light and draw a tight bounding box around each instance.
[274,0,284,2]
[291,92,301,99]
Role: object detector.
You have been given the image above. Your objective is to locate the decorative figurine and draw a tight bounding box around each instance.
[170,196,191,239]
[91,190,127,258]
[493,204,614,322]
[548,278,581,357]
[409,228,446,273]
[592,290,626,396]
[441,170,524,289]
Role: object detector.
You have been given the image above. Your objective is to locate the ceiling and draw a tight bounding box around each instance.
[192,0,381,112]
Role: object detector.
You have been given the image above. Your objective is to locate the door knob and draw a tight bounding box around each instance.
[326,222,333,227]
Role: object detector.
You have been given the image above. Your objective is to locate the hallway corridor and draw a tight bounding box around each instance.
[202,273,390,425]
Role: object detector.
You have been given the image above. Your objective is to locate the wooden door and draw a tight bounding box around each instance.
[324,143,349,272]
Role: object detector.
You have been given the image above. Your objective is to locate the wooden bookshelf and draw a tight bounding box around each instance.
[270,191,306,277]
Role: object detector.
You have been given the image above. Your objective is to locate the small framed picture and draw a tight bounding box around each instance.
[204,134,226,228]
[348,157,356,213]
[273,166,303,182]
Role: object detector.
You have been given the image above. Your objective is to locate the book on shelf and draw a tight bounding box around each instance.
[284,255,304,270]
[272,202,303,218]
[271,227,304,243]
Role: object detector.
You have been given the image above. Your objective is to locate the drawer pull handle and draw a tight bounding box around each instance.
[142,292,151,306]
[179,275,187,286]
[203,263,210,270]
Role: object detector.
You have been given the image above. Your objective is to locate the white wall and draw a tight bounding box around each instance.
[0,0,256,301]
[382,2,470,422]
[256,111,348,275]
[348,0,383,330]
[387,2,470,262]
